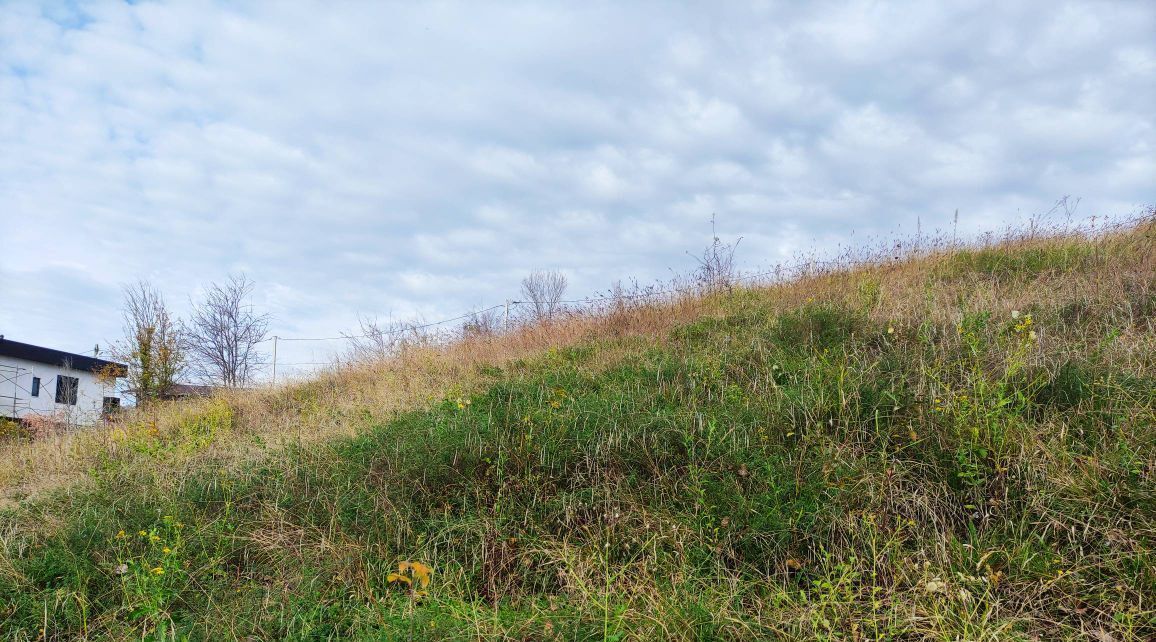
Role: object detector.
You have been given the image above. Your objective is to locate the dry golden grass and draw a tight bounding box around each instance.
[2,214,1152,510]
[0,288,716,507]
[2,212,1154,640]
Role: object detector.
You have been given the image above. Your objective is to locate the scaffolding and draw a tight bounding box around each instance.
[0,363,31,421]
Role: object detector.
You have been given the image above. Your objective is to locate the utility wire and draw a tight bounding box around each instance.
[267,303,507,343]
[255,257,853,345]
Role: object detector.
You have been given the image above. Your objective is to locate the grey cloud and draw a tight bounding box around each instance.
[2,0,1152,371]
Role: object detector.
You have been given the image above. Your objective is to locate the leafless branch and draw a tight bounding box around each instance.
[689,214,741,293]
[185,274,270,388]
[521,270,568,320]
[343,316,429,363]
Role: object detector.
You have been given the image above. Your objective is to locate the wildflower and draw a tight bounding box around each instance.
[115,530,126,539]
[1028,330,1037,340]
[113,563,128,575]
[887,326,895,334]
[1011,310,1020,319]
[138,531,147,537]
[151,567,165,575]
[162,547,172,555]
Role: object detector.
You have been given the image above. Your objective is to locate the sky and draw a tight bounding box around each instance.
[1,1,1153,380]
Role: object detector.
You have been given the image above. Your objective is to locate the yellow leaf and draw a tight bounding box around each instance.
[410,561,432,588]
[387,572,411,585]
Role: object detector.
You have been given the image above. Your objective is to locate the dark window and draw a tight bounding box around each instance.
[31,377,40,398]
[102,397,121,417]
[55,375,79,405]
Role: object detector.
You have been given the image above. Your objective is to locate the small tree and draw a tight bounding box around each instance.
[343,316,427,363]
[461,307,502,338]
[112,280,187,405]
[521,270,568,320]
[186,275,270,388]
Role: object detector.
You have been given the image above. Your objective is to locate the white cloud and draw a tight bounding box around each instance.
[1,0,1153,373]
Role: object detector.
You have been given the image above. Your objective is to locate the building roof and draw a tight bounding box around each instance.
[0,336,128,377]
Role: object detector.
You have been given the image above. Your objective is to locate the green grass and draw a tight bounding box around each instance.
[2,226,1155,640]
[938,239,1102,282]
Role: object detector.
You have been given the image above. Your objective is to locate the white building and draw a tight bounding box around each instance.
[0,336,127,426]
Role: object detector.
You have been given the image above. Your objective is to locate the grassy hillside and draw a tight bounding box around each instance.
[1,216,1154,641]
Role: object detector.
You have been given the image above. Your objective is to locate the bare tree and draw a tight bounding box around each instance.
[186,275,270,388]
[460,307,502,338]
[111,280,187,405]
[521,270,568,320]
[343,316,428,363]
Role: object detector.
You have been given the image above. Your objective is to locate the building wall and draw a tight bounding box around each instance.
[0,356,119,425]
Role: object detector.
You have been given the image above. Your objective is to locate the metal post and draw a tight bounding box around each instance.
[271,335,278,386]
[504,300,510,330]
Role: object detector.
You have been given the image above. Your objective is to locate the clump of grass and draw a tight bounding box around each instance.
[939,240,1101,281]
[1,213,1154,640]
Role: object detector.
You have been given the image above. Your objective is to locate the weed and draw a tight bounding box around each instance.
[1,215,1154,640]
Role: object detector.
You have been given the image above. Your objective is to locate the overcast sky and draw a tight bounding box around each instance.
[2,1,1153,379]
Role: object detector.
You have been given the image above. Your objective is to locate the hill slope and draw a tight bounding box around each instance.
[2,217,1154,641]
